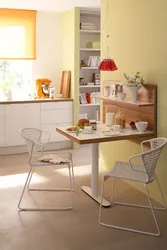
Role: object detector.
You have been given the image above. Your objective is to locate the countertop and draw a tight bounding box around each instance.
[0,98,73,104]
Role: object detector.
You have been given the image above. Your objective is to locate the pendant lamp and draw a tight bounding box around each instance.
[99,0,118,71]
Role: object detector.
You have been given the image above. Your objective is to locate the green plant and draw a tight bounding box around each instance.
[0,61,16,94]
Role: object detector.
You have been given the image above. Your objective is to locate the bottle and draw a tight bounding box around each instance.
[115,110,126,128]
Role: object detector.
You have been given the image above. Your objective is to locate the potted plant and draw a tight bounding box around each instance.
[123,71,147,103]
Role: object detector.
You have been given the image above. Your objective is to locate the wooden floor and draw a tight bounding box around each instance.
[0,146,167,250]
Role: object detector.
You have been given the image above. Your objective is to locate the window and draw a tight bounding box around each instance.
[0,9,36,99]
[0,9,36,59]
[0,60,33,100]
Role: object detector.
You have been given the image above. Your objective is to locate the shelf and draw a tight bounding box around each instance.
[80,48,100,51]
[80,103,100,107]
[98,96,154,107]
[80,30,100,34]
[79,85,100,88]
[81,67,99,70]
[80,11,100,16]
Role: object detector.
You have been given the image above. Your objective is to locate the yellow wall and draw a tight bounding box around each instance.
[61,8,80,125]
[100,0,167,203]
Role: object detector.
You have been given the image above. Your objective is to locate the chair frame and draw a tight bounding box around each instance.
[18,128,75,211]
[99,138,167,237]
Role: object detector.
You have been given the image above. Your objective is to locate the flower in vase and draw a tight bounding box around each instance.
[123,71,147,87]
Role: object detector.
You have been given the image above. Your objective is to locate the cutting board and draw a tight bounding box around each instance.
[60,71,71,98]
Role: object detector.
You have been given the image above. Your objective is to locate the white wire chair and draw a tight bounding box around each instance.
[18,128,75,211]
[99,137,167,236]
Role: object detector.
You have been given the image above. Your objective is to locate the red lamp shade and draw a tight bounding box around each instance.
[98,59,118,71]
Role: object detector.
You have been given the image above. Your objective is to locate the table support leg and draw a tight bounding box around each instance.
[81,143,110,207]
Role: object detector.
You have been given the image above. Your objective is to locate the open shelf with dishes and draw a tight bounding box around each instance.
[79,10,100,122]
[101,82,157,137]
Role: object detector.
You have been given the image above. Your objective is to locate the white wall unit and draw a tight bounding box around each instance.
[41,123,71,142]
[0,105,6,146]
[79,10,100,121]
[0,101,72,152]
[41,109,72,125]
[40,101,72,142]
[41,101,72,110]
[6,103,41,146]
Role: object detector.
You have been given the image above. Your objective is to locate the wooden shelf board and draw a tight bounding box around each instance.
[80,103,100,107]
[98,96,154,107]
[80,48,100,51]
[80,30,100,34]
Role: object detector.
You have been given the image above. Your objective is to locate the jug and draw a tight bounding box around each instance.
[106,112,115,127]
[6,89,12,100]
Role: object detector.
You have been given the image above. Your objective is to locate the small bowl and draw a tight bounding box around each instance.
[135,121,148,132]
[117,92,126,100]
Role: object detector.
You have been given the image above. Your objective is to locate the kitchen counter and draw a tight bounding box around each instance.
[0,98,73,104]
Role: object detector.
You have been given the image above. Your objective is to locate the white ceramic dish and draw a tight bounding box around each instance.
[102,131,120,136]
[66,128,82,133]
[135,121,148,132]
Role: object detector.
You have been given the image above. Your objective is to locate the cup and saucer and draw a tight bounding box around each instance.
[81,126,94,134]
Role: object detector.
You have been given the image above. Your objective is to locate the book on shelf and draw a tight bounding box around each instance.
[80,22,96,30]
[79,93,87,104]
[79,92,100,104]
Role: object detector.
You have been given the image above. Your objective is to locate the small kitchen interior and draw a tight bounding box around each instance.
[0,0,167,249]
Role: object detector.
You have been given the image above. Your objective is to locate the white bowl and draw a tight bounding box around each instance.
[117,92,126,100]
[135,121,148,132]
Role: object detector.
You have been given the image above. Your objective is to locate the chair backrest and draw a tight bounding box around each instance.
[20,128,42,161]
[141,138,167,183]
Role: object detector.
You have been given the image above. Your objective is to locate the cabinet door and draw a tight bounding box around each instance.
[0,105,6,146]
[6,103,40,146]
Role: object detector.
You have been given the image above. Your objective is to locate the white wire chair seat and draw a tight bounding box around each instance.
[18,127,75,211]
[30,152,72,166]
[99,137,167,237]
[107,161,148,183]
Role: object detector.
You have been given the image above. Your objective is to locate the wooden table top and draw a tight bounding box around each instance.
[56,124,154,145]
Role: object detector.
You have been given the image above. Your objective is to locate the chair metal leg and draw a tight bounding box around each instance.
[27,162,75,192]
[18,166,34,210]
[155,175,167,210]
[27,165,35,190]
[18,163,74,211]
[110,177,115,205]
[145,184,160,236]
[70,160,75,191]
[68,163,74,208]
[112,177,166,211]
[99,178,161,236]
[99,176,105,224]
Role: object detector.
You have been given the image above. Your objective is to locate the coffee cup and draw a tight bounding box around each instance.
[84,126,92,132]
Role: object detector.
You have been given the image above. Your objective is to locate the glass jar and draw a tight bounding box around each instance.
[115,110,126,128]
[90,119,97,130]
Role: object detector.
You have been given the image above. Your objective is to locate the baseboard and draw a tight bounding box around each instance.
[0,141,72,155]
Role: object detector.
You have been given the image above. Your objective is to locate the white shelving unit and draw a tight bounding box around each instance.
[79,10,100,122]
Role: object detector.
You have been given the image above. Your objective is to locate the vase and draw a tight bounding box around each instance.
[128,86,141,103]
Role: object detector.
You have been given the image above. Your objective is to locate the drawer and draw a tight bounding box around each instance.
[41,123,71,142]
[41,102,72,110]
[41,109,72,125]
